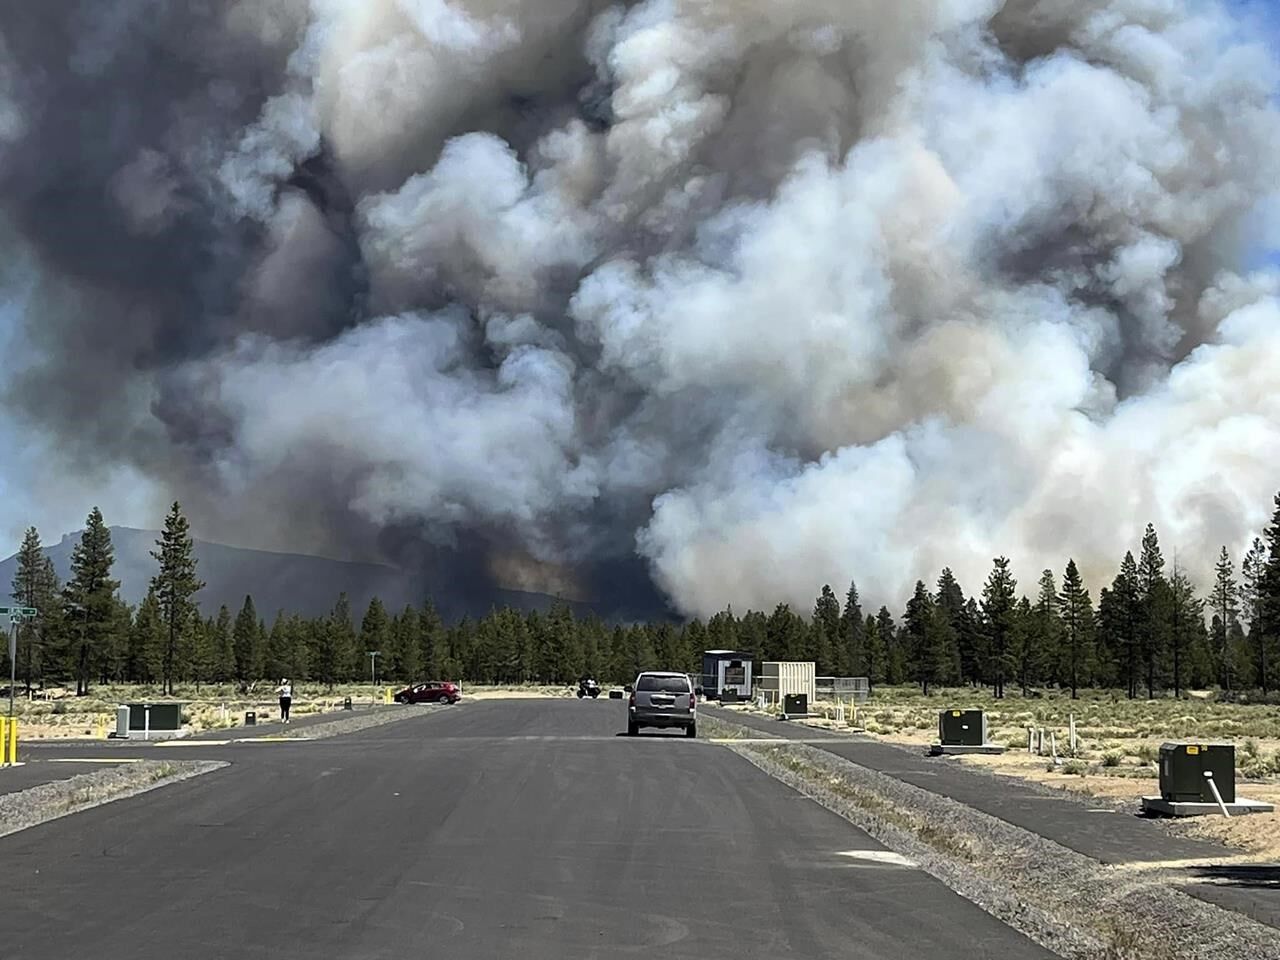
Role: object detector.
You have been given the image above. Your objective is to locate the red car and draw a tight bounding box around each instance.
[394,681,462,705]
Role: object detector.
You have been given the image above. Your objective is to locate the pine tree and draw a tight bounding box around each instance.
[863,614,884,686]
[1136,524,1170,699]
[839,582,864,679]
[128,589,164,684]
[1111,551,1141,699]
[1241,537,1268,694]
[1010,596,1035,695]
[210,606,234,682]
[419,600,443,679]
[812,585,840,676]
[358,597,390,683]
[150,502,204,695]
[1057,559,1094,699]
[232,595,259,684]
[11,527,61,693]
[934,568,968,684]
[62,507,120,696]
[330,593,356,682]
[980,557,1016,699]
[707,608,738,654]
[1260,491,1280,695]
[679,618,704,676]
[392,606,422,682]
[187,615,212,690]
[876,607,902,684]
[1168,563,1201,698]
[1211,547,1240,692]
[1032,569,1062,689]
[904,581,948,694]
[264,612,292,681]
[765,604,806,662]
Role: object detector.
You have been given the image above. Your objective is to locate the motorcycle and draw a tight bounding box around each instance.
[577,678,601,699]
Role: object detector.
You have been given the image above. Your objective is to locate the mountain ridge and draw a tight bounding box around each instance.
[0,526,597,623]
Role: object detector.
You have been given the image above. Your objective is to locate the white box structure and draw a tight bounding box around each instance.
[760,661,816,705]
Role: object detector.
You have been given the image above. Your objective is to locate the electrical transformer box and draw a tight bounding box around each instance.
[939,709,986,746]
[1159,741,1235,804]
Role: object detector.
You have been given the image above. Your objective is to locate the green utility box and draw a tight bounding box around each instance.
[1160,741,1235,804]
[126,702,184,733]
[939,710,986,746]
[783,693,808,716]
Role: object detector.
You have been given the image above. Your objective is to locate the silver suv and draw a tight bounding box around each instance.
[627,671,697,737]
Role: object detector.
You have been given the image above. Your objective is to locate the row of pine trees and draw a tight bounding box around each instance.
[6,495,1280,699]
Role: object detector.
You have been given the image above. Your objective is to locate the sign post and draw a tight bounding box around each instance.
[367,651,381,708]
[1,606,38,746]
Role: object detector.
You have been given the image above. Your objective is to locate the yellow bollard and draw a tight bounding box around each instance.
[7,718,15,765]
[383,687,393,705]
[0,717,13,765]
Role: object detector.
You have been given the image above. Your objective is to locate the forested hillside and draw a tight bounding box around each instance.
[5,494,1280,699]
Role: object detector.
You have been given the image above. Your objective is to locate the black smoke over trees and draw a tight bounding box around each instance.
[10,492,1280,697]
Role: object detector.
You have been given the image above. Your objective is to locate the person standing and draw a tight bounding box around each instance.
[277,678,293,723]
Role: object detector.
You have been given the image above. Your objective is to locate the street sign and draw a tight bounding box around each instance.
[0,607,37,618]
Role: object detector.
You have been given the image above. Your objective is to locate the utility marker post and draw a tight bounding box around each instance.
[367,651,381,707]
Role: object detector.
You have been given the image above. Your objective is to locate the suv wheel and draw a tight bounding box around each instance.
[437,694,450,704]
[685,723,697,738]
[627,721,639,737]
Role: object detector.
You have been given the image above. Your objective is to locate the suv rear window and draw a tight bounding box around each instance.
[637,675,690,693]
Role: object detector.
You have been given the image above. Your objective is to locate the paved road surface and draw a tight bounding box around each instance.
[2,700,1052,959]
[707,706,1280,929]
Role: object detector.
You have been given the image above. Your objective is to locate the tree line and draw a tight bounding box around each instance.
[5,494,1280,699]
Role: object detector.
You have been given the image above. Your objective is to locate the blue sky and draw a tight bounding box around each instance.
[0,1,1278,555]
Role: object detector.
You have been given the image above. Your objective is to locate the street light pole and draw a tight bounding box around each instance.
[8,619,15,723]
[367,651,381,707]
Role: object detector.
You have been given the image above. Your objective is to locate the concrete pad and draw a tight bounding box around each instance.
[1141,796,1275,817]
[929,744,1007,756]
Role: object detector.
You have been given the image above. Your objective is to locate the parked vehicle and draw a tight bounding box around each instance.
[577,678,601,699]
[627,671,697,737]
[393,681,462,705]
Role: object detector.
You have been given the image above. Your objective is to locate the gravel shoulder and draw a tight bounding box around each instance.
[279,704,444,738]
[0,760,226,840]
[700,714,1280,960]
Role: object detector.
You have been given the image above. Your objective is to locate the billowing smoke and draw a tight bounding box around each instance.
[1,1,1279,616]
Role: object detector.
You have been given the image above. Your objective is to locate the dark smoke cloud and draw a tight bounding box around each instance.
[1,0,1279,617]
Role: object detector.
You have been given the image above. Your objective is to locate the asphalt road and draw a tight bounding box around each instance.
[707,706,1280,929]
[1,700,1052,959]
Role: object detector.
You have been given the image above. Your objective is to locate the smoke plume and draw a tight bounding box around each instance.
[1,1,1279,616]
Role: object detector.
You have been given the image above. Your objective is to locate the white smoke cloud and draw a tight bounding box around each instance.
[4,0,1280,615]
[210,0,1280,609]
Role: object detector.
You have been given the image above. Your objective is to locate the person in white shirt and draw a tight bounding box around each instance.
[277,678,293,723]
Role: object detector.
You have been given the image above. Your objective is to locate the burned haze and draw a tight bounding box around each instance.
[1,1,1278,616]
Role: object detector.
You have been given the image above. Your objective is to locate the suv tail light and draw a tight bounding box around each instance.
[690,691,696,708]
[628,692,635,707]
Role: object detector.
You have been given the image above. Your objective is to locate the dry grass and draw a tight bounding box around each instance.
[9,681,412,739]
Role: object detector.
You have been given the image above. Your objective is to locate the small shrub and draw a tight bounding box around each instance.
[1101,750,1124,768]
[1239,756,1273,780]
[1242,738,1259,758]
[52,700,68,715]
[1061,759,1088,776]
[1135,743,1158,764]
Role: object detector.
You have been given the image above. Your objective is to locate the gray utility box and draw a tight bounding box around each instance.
[1160,741,1235,804]
[939,710,986,746]
[114,705,130,738]
[783,693,808,716]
